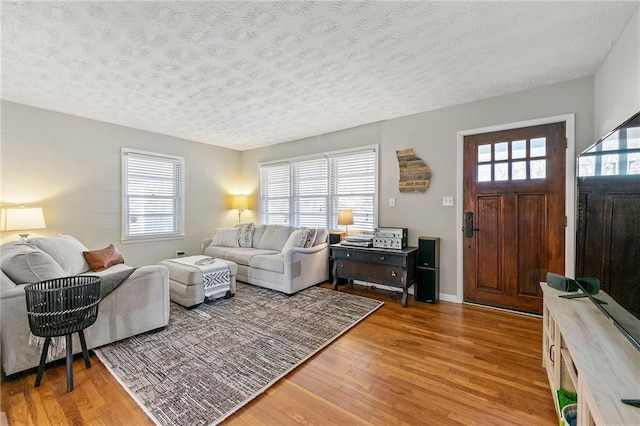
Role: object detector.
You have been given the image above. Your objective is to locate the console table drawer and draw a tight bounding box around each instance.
[335,260,404,287]
[334,249,366,261]
[365,252,404,267]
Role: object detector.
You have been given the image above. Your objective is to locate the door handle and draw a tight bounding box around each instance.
[463,212,480,237]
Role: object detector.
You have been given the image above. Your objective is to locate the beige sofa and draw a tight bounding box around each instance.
[0,235,170,376]
[202,224,329,294]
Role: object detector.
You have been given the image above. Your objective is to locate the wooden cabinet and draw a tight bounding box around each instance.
[330,244,417,307]
[542,284,640,425]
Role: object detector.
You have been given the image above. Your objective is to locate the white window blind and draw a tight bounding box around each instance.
[259,146,377,232]
[122,149,185,241]
[329,150,376,233]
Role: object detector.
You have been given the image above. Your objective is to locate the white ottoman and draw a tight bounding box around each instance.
[159,256,238,308]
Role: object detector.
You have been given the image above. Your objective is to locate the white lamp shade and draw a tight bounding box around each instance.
[337,209,354,226]
[2,206,46,231]
[232,195,248,211]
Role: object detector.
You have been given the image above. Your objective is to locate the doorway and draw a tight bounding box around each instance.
[462,122,567,314]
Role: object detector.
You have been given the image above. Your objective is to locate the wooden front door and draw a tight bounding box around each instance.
[463,122,566,314]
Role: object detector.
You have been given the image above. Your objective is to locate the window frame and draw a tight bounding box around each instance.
[121,148,185,243]
[258,145,378,233]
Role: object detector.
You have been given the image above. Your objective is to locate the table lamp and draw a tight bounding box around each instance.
[1,205,47,243]
[338,209,354,235]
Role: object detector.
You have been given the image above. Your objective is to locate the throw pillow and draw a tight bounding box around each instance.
[281,229,307,254]
[314,228,329,245]
[212,228,239,247]
[83,244,125,272]
[302,228,317,248]
[30,235,91,275]
[235,223,255,248]
[0,243,66,284]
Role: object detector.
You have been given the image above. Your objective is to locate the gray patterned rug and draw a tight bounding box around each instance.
[94,283,383,426]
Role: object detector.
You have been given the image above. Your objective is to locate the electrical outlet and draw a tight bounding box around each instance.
[442,196,454,207]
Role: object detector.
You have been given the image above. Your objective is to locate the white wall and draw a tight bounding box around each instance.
[241,77,595,299]
[595,6,640,139]
[0,101,242,266]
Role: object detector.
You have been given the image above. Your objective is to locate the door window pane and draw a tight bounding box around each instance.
[478,164,491,182]
[478,144,491,162]
[512,161,527,180]
[512,140,526,159]
[495,163,508,181]
[494,142,508,161]
[530,138,546,157]
[530,159,546,179]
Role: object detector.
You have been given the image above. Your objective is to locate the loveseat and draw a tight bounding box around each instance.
[0,235,170,376]
[202,223,328,294]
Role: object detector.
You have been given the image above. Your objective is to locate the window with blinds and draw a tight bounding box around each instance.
[259,146,378,233]
[122,149,185,242]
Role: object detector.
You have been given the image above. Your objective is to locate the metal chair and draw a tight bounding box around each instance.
[25,276,101,392]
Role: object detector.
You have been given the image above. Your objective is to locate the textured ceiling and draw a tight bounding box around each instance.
[2,1,638,151]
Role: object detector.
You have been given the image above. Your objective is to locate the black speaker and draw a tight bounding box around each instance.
[329,232,345,245]
[416,237,440,303]
[418,237,439,267]
[416,268,438,303]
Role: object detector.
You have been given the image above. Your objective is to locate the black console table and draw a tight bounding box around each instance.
[330,244,417,307]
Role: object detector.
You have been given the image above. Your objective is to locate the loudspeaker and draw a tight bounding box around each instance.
[546,272,578,292]
[416,268,438,303]
[417,237,440,303]
[577,277,600,294]
[329,232,345,245]
[418,237,439,267]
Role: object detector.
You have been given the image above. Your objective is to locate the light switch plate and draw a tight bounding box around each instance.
[389,197,396,207]
[442,196,454,207]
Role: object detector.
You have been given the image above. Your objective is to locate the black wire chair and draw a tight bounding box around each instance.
[25,276,101,392]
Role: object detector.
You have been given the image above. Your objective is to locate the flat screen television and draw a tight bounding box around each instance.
[576,110,640,351]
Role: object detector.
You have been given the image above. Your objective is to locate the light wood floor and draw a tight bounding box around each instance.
[1,283,557,425]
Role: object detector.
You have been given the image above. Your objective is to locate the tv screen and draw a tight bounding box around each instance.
[576,110,640,351]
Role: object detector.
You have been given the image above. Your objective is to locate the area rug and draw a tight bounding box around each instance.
[94,283,383,426]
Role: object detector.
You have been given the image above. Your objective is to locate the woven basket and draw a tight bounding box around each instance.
[25,276,101,338]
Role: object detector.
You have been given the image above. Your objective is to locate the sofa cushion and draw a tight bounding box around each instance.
[212,228,239,247]
[223,248,278,266]
[281,229,307,253]
[252,224,267,248]
[204,245,237,259]
[83,244,125,272]
[256,225,292,251]
[0,243,65,284]
[250,254,284,274]
[30,235,90,275]
[235,223,255,248]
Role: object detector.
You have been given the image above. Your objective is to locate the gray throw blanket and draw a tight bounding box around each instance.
[97,267,137,299]
[29,267,137,361]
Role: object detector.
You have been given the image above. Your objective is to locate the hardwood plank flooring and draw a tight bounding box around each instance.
[1,283,557,425]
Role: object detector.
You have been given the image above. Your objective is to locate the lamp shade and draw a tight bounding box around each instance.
[337,209,354,226]
[2,206,46,231]
[232,195,248,211]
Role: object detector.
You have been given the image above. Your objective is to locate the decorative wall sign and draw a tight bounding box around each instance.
[396,148,431,193]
